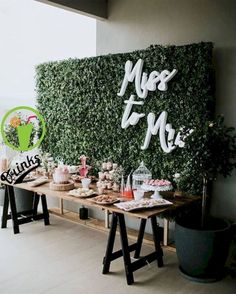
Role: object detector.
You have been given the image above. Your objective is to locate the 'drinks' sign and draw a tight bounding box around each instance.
[1,155,40,184]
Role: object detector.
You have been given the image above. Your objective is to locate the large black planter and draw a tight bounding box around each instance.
[0,186,34,213]
[0,188,4,206]
[175,216,231,282]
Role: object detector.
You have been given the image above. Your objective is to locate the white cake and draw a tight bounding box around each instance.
[53,165,70,184]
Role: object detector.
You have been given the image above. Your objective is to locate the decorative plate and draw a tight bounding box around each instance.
[91,194,119,205]
[114,198,173,211]
[68,188,97,198]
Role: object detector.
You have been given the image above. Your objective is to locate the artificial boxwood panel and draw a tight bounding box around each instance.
[36,42,214,194]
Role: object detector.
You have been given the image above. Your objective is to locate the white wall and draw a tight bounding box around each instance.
[0,0,96,211]
[0,0,96,112]
[96,0,236,221]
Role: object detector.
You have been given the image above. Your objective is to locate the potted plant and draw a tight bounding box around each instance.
[0,174,35,212]
[175,115,236,282]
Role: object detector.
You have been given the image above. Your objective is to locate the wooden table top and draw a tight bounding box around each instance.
[1,180,200,220]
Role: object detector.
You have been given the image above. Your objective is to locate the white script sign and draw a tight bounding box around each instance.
[118,59,185,153]
[117,59,178,99]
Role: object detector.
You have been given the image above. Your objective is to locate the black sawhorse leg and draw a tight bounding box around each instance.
[1,186,9,229]
[7,185,20,234]
[118,213,134,284]
[102,213,118,274]
[102,213,164,285]
[134,218,146,259]
[1,186,50,234]
[33,193,40,219]
[151,216,163,267]
[32,193,50,226]
[41,194,50,226]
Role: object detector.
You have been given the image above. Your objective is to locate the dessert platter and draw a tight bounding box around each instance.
[114,198,173,212]
[141,179,173,199]
[90,194,119,205]
[68,188,97,198]
[28,177,49,187]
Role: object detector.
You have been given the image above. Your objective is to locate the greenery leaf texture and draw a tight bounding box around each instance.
[36,42,236,195]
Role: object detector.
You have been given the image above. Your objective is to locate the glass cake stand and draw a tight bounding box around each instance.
[141,184,173,199]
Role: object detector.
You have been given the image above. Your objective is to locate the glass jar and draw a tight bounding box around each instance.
[132,161,152,189]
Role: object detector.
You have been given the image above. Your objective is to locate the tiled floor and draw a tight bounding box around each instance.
[0,214,235,294]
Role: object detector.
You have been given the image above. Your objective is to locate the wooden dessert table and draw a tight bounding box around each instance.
[0,180,200,285]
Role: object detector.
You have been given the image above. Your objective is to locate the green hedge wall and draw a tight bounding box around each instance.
[36,42,214,194]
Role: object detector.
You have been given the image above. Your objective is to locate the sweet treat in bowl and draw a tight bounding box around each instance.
[53,165,70,184]
[68,165,78,173]
[143,179,172,189]
[141,179,173,199]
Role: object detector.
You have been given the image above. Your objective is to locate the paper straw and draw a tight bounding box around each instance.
[26,115,37,124]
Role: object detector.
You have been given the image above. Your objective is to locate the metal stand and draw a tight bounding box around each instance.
[151,189,162,199]
[102,212,164,285]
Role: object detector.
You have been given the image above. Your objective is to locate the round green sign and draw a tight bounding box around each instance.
[1,106,46,151]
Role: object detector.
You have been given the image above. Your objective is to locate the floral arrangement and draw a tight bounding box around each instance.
[173,173,181,190]
[39,152,56,175]
[110,165,124,184]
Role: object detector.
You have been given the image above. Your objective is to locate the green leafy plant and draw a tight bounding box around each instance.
[184,115,236,180]
[183,115,236,225]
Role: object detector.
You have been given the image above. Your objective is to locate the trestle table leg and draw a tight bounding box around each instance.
[41,194,50,226]
[151,216,163,267]
[7,186,20,234]
[33,193,40,219]
[134,218,146,258]
[102,213,118,274]
[1,186,9,229]
[118,213,134,285]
